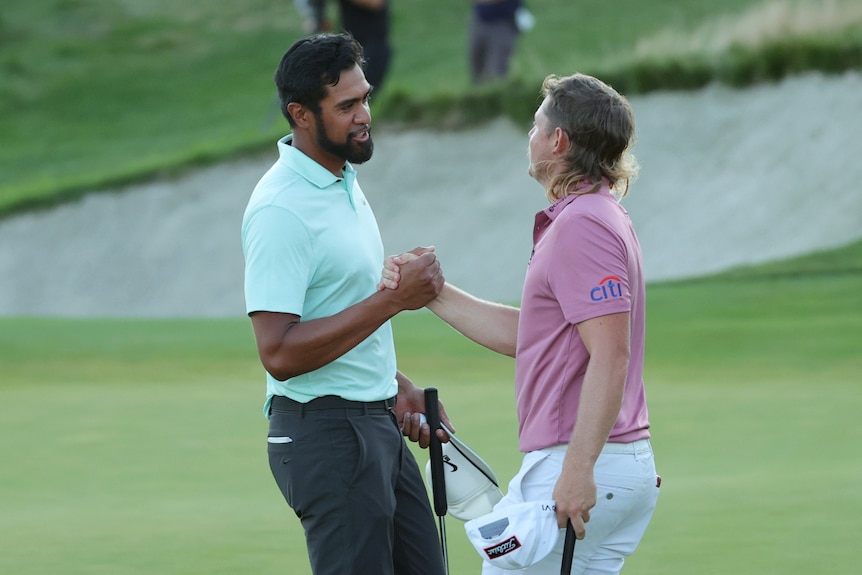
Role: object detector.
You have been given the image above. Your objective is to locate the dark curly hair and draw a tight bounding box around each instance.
[274,33,366,127]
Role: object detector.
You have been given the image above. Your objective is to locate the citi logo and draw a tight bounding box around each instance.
[590,276,623,302]
[485,536,521,559]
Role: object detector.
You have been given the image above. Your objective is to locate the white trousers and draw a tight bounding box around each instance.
[481,440,660,575]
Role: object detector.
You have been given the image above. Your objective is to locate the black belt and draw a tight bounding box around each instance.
[271,394,396,413]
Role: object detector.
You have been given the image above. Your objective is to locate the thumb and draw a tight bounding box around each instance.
[409,246,436,256]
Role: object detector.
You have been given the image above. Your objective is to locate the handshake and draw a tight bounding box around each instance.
[376,246,443,311]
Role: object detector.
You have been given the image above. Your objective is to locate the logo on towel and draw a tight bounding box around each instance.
[443,454,458,472]
[590,275,624,302]
[484,536,522,560]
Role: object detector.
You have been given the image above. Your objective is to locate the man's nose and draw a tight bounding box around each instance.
[356,102,371,124]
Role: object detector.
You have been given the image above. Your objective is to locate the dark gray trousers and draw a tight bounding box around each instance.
[469,15,519,84]
[268,403,445,575]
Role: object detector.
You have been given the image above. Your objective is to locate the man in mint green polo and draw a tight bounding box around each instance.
[241,33,449,575]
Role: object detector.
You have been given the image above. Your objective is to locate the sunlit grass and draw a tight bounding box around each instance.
[2,0,861,216]
[632,0,862,59]
[1,242,860,574]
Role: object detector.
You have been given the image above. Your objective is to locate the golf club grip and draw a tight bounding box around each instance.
[424,387,447,517]
[561,520,576,574]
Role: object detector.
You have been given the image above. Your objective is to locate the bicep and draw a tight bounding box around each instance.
[250,311,301,367]
[576,312,630,358]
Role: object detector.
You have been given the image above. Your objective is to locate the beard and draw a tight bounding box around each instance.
[527,148,555,185]
[314,114,374,164]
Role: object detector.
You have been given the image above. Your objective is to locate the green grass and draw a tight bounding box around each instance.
[2,0,861,217]
[2,242,861,574]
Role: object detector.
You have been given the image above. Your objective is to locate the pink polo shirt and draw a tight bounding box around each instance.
[515,186,650,452]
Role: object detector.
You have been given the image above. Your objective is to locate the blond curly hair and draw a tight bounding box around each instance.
[535,73,639,203]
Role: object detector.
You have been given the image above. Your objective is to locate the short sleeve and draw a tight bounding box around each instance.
[242,205,313,316]
[547,213,631,325]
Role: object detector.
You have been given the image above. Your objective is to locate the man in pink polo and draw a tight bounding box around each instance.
[387,72,659,575]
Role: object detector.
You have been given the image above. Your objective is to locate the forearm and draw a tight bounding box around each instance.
[260,252,442,380]
[563,352,629,472]
[427,283,519,357]
[552,348,628,537]
[262,291,401,380]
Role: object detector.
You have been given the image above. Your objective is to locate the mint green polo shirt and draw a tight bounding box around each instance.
[241,135,397,417]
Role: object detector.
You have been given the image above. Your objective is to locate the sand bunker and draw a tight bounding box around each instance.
[0,71,859,317]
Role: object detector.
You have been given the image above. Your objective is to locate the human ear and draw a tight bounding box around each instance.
[553,127,570,155]
[287,102,310,128]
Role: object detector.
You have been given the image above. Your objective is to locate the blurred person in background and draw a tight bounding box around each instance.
[339,0,392,91]
[294,0,330,33]
[469,0,533,84]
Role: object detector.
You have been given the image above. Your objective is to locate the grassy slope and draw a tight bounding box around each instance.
[0,1,297,213]
[1,241,860,574]
[2,0,860,216]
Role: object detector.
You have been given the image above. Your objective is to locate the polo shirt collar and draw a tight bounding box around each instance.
[276,134,356,190]
[532,180,613,240]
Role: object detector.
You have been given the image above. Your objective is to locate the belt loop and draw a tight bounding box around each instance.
[299,402,305,419]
